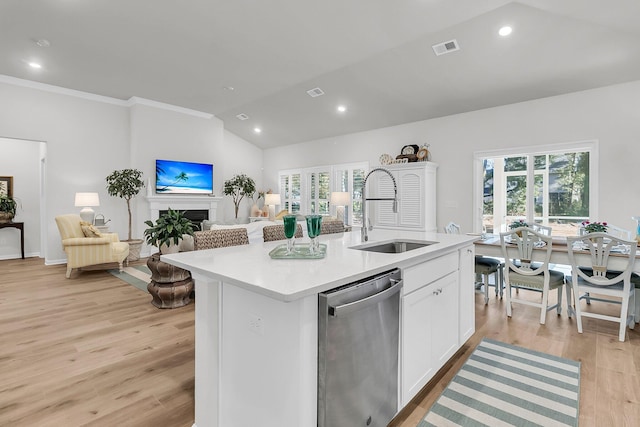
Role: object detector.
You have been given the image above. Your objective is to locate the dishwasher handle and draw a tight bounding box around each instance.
[329,279,402,317]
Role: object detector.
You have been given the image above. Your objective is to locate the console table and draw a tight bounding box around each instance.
[0,222,24,259]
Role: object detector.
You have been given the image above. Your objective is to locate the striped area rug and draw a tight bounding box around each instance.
[107,265,151,293]
[420,338,580,427]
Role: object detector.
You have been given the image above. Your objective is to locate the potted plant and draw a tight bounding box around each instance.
[106,168,145,260]
[581,220,607,233]
[509,219,528,237]
[0,194,18,223]
[143,208,195,254]
[223,174,256,219]
[509,219,528,230]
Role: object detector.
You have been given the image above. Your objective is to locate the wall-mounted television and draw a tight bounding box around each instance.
[155,159,213,194]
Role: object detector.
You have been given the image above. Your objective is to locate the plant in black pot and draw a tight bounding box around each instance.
[106,168,145,261]
[144,208,195,255]
[0,194,18,223]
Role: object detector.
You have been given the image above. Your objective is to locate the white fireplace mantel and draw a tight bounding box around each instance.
[146,195,223,222]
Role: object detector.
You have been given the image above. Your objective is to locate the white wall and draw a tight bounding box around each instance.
[0,81,131,262]
[0,79,263,263]
[263,80,640,234]
[220,130,265,222]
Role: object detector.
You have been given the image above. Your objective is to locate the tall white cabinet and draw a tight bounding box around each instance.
[369,162,438,232]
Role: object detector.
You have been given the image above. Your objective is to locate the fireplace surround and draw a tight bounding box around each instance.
[146,195,223,228]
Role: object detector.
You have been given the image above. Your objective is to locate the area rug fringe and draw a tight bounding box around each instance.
[420,338,580,427]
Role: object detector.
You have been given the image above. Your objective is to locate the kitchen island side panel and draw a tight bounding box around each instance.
[219,283,318,427]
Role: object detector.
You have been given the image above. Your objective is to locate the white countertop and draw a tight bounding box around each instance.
[161,229,476,302]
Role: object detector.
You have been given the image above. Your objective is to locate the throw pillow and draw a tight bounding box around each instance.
[80,221,102,237]
[274,209,289,220]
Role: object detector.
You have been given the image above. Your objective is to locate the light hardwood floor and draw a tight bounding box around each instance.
[1,257,639,426]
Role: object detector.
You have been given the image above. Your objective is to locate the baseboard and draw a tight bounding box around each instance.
[0,252,40,260]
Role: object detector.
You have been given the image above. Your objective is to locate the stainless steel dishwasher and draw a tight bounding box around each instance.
[318,269,402,427]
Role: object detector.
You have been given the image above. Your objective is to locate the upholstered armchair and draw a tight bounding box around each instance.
[55,214,130,278]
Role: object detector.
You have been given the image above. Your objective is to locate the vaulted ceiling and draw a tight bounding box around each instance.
[2,0,640,148]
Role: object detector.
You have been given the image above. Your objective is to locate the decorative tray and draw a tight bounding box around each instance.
[269,243,327,259]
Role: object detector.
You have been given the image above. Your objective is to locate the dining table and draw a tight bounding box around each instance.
[473,234,640,274]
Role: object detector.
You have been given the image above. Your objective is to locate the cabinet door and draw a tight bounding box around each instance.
[370,163,437,231]
[430,272,459,369]
[401,283,436,405]
[397,168,424,229]
[458,245,475,344]
[373,172,398,227]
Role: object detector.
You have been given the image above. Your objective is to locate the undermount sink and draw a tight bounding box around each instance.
[350,239,438,254]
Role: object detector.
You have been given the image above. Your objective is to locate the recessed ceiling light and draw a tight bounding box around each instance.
[499,26,512,37]
[223,86,235,91]
[337,105,347,113]
[36,39,51,48]
[28,62,42,69]
[254,127,262,134]
[236,113,249,120]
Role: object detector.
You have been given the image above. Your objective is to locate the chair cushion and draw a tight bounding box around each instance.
[578,267,640,287]
[508,269,565,290]
[113,242,130,256]
[475,256,502,274]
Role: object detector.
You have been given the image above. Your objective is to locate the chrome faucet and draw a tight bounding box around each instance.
[361,167,398,242]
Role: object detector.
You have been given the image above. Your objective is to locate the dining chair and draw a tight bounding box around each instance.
[194,228,249,250]
[320,218,346,235]
[531,223,552,236]
[500,227,570,324]
[566,232,636,341]
[444,222,503,304]
[263,224,303,242]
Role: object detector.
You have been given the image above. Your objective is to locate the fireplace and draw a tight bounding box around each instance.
[159,209,209,231]
[146,195,223,230]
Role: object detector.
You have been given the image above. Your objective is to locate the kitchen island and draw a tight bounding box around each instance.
[161,229,476,427]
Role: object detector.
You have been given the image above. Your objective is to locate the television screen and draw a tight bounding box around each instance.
[155,159,213,194]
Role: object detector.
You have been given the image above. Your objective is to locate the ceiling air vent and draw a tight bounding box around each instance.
[432,39,460,56]
[236,113,249,121]
[306,87,325,97]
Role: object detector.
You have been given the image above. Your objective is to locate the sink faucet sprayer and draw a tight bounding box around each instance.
[361,167,398,242]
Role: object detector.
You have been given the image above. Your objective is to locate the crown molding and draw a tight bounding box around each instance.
[0,74,214,119]
[0,74,126,106]
[126,96,213,119]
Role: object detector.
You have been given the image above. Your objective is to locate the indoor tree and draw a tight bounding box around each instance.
[223,174,256,218]
[105,168,145,241]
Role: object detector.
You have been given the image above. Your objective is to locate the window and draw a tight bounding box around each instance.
[307,168,331,215]
[475,141,597,237]
[334,163,367,226]
[279,171,301,214]
[279,162,368,225]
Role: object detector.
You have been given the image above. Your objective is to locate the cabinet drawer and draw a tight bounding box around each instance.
[403,252,458,294]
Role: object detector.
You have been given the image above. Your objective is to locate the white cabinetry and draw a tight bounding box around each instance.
[459,245,475,344]
[400,244,475,406]
[401,251,459,405]
[370,162,437,232]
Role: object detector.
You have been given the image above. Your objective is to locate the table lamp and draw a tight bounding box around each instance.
[330,192,350,224]
[75,192,100,224]
[264,193,281,221]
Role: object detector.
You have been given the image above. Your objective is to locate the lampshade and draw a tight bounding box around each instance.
[330,192,350,224]
[264,193,281,221]
[74,192,100,207]
[330,192,350,206]
[75,192,100,224]
[264,193,281,206]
